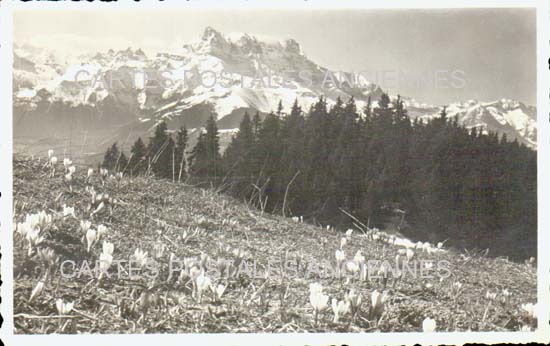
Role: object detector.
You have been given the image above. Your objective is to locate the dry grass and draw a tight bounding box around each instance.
[12,155,537,334]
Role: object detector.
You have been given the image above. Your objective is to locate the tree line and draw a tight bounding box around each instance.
[103,93,537,260]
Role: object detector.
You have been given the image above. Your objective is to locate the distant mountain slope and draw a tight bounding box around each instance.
[13,28,537,153]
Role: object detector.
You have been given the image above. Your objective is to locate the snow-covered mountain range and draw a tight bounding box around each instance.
[13,27,537,156]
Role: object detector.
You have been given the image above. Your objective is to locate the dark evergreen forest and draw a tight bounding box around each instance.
[103,93,537,260]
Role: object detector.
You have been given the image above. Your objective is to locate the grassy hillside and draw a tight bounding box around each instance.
[13,155,537,333]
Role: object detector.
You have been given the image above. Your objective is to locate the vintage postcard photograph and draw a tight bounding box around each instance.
[1,0,549,345]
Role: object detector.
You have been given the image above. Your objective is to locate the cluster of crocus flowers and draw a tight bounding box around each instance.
[291,216,304,223]
[369,289,388,321]
[331,298,350,323]
[309,283,329,324]
[16,212,51,256]
[55,299,75,315]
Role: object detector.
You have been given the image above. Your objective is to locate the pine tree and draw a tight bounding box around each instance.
[189,132,208,178]
[102,142,120,171]
[224,112,256,196]
[252,111,262,138]
[129,137,147,175]
[189,114,222,179]
[148,121,171,177]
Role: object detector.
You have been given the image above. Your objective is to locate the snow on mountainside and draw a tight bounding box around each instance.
[13,27,537,150]
[418,99,537,148]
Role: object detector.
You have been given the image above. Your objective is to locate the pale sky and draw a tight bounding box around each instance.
[14,8,536,105]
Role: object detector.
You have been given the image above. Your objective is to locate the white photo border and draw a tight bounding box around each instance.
[1,0,548,345]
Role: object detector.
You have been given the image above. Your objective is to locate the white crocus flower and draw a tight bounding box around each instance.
[80,220,91,232]
[331,298,350,323]
[68,166,76,174]
[371,290,387,309]
[345,261,360,275]
[422,242,431,252]
[97,224,108,239]
[353,250,365,264]
[309,283,329,315]
[195,273,212,302]
[102,241,114,256]
[16,222,31,238]
[48,149,54,158]
[63,158,72,170]
[86,229,97,252]
[188,266,202,286]
[62,205,75,217]
[211,283,226,301]
[437,242,444,249]
[309,282,323,296]
[370,290,389,320]
[36,210,52,228]
[99,252,114,279]
[422,317,437,332]
[50,156,58,166]
[26,228,44,248]
[340,237,347,249]
[87,168,94,178]
[55,299,74,315]
[133,248,149,268]
[486,290,497,301]
[406,248,415,262]
[37,247,57,267]
[65,172,73,184]
[345,289,362,310]
[153,242,166,259]
[521,303,538,319]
